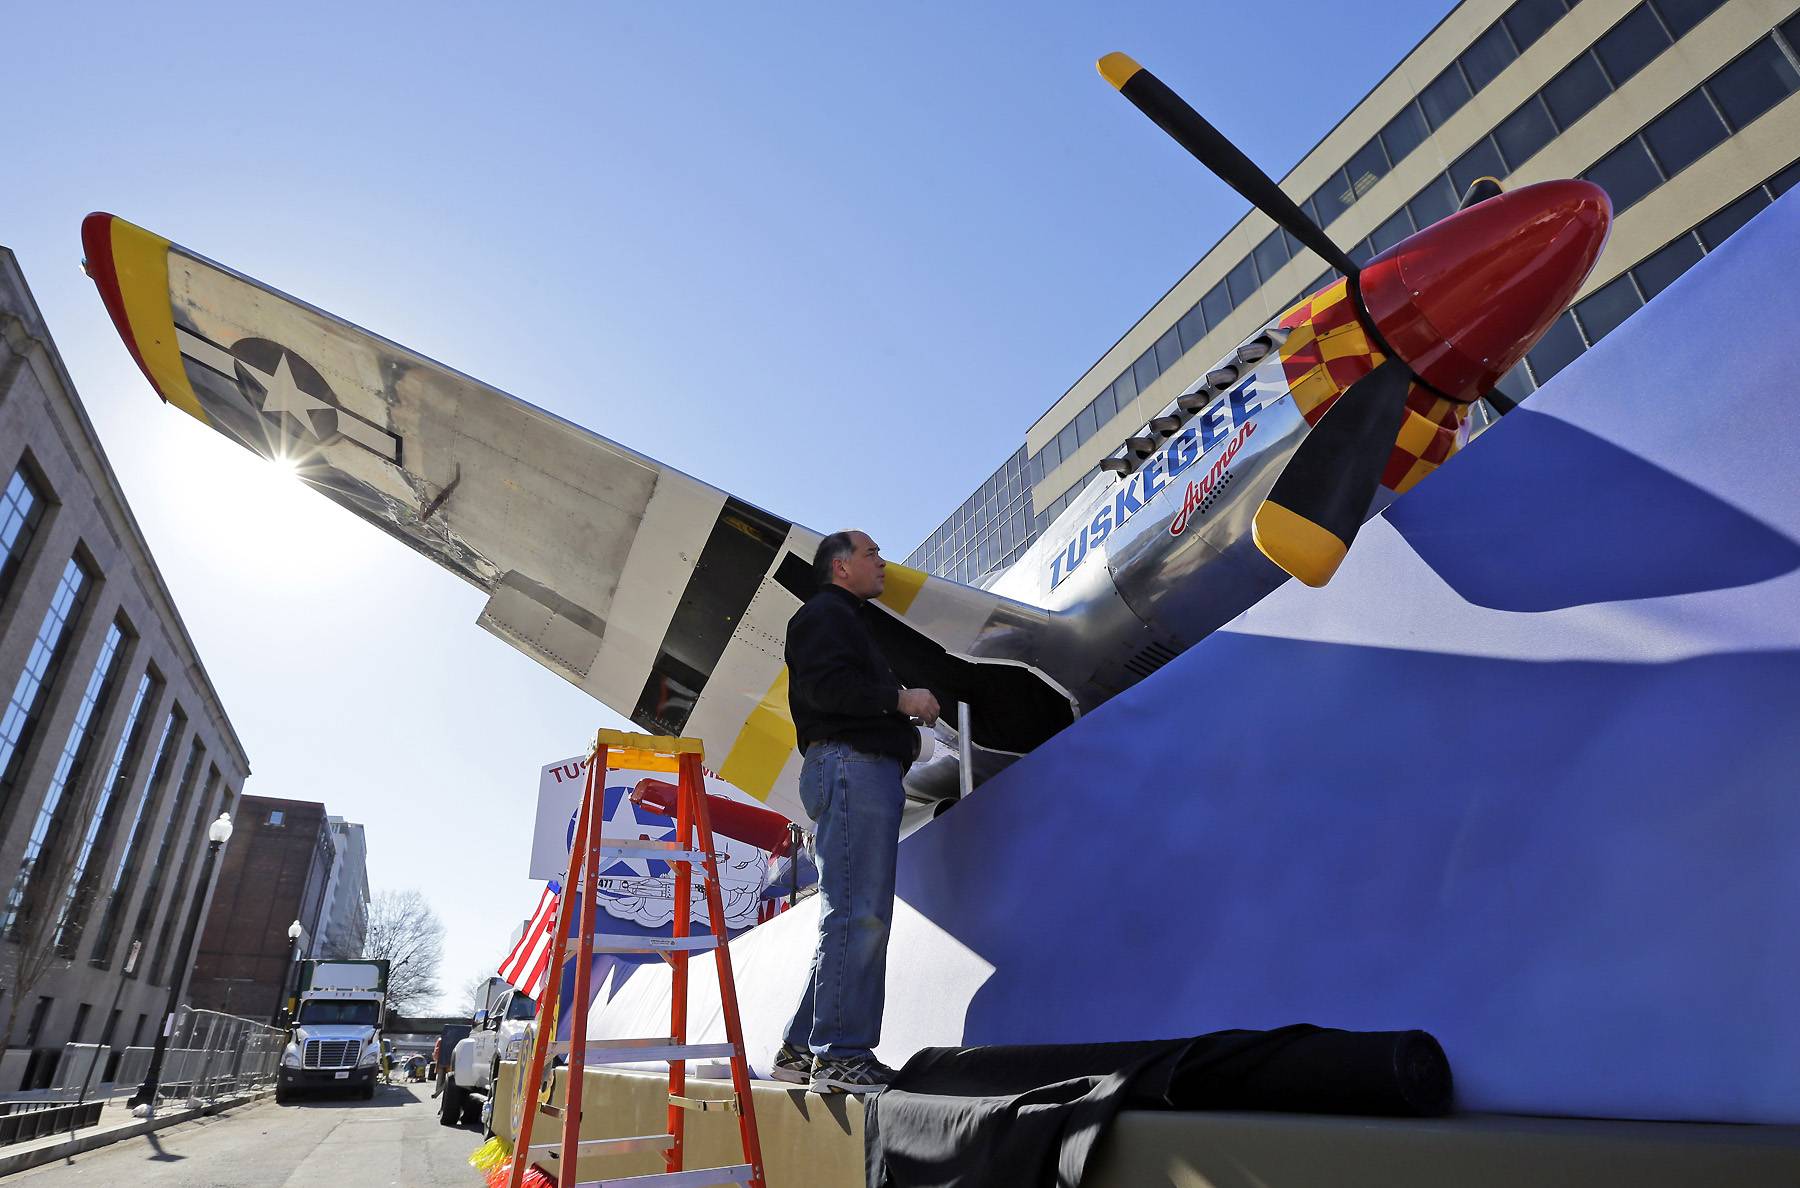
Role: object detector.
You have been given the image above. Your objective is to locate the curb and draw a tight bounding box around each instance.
[0,1090,274,1178]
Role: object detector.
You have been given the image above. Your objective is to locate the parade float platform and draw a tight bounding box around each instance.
[535,191,1800,1182]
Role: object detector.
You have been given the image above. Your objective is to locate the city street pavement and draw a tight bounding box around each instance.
[3,1081,483,1186]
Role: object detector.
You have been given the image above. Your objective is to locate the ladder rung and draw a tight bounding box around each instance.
[594,837,711,864]
[593,933,718,954]
[573,1165,755,1188]
[531,1133,675,1157]
[552,1037,736,1064]
[669,1093,739,1114]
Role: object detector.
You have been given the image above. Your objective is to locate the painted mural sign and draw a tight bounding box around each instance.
[528,754,772,934]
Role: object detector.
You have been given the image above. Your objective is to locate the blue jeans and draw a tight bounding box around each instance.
[781,741,904,1062]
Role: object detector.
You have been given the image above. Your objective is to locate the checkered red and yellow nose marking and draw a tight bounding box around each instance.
[1276,278,1469,496]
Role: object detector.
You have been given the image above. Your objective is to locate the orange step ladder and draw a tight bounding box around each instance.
[504,729,767,1188]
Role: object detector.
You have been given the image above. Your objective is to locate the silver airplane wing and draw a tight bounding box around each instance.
[83,214,1074,819]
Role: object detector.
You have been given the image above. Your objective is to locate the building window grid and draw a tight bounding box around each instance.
[151,765,222,986]
[122,733,204,979]
[0,465,49,606]
[88,706,181,967]
[0,556,94,800]
[55,669,161,955]
[4,618,129,938]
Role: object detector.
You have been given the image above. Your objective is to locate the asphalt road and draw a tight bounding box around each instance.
[6,1081,485,1186]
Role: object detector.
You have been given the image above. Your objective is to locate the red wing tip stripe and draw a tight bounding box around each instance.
[81,213,160,395]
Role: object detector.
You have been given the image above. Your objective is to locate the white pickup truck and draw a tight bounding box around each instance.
[439,980,536,1129]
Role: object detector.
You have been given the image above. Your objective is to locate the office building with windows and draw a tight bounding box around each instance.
[907,0,1800,582]
[0,248,252,1088]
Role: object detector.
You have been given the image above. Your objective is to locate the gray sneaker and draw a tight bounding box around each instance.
[769,1043,812,1085]
[809,1055,895,1095]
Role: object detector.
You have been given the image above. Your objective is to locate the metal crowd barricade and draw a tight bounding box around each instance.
[0,1006,286,1145]
[137,1006,284,1109]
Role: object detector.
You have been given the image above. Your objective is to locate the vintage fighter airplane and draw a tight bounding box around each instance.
[81,54,1609,822]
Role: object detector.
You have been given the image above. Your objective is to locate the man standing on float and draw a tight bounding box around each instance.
[769,530,939,1094]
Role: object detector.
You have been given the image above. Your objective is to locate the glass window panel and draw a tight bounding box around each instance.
[1348,238,1376,268]
[1379,101,1429,165]
[1526,310,1585,384]
[1697,189,1770,249]
[1544,53,1611,129]
[1642,89,1726,178]
[1504,0,1566,53]
[1154,326,1184,373]
[1583,136,1661,212]
[1595,7,1670,89]
[0,467,48,606]
[1038,434,1060,473]
[1651,0,1726,39]
[1449,137,1506,198]
[1075,402,1097,445]
[1252,230,1289,285]
[1091,382,1119,427]
[1309,168,1354,226]
[1768,160,1800,198]
[1784,13,1800,57]
[1199,280,1232,329]
[1408,173,1459,229]
[1420,62,1473,129]
[1176,303,1208,353]
[1461,24,1519,92]
[1573,272,1643,344]
[1132,348,1159,395]
[1281,227,1305,262]
[1707,39,1800,131]
[1494,96,1557,171]
[1345,137,1389,201]
[0,556,91,790]
[1055,421,1079,463]
[1225,256,1259,305]
[1369,207,1416,254]
[1491,360,1536,408]
[1113,363,1138,406]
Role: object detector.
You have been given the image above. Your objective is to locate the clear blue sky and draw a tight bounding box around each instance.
[5,0,1453,1007]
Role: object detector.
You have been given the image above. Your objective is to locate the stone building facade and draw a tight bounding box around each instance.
[0,248,251,1087]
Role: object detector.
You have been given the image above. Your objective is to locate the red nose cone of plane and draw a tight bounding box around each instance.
[1357,179,1611,402]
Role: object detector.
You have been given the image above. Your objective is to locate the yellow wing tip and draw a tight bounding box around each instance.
[1252,502,1347,588]
[1097,52,1142,91]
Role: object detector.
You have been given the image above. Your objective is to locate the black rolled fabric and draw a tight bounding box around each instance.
[865,1024,1452,1188]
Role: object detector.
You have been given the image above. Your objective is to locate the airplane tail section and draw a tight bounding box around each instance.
[81,213,1074,820]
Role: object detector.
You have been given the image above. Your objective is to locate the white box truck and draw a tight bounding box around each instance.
[277,958,388,1102]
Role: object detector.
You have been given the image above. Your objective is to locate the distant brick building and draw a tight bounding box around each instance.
[187,795,336,1020]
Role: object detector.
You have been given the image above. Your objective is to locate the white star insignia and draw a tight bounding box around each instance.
[239,353,331,438]
[597,792,666,878]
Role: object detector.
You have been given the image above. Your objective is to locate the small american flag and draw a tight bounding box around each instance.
[497,880,560,1000]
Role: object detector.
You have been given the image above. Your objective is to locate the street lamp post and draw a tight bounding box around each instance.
[275,919,302,1025]
[129,812,233,1118]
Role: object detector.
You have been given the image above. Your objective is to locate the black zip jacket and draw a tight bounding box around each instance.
[786,585,918,763]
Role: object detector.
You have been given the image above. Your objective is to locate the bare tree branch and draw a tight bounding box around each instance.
[360,889,444,1017]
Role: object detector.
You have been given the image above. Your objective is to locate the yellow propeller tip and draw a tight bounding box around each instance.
[1097,52,1142,91]
[1252,502,1348,588]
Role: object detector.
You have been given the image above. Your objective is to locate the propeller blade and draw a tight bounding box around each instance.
[1458,176,1505,210]
[1099,52,1361,280]
[1252,357,1414,587]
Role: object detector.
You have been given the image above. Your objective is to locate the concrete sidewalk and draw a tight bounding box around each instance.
[0,1090,272,1178]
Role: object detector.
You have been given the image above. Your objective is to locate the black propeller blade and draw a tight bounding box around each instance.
[1098,52,1361,280]
[1251,358,1415,587]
